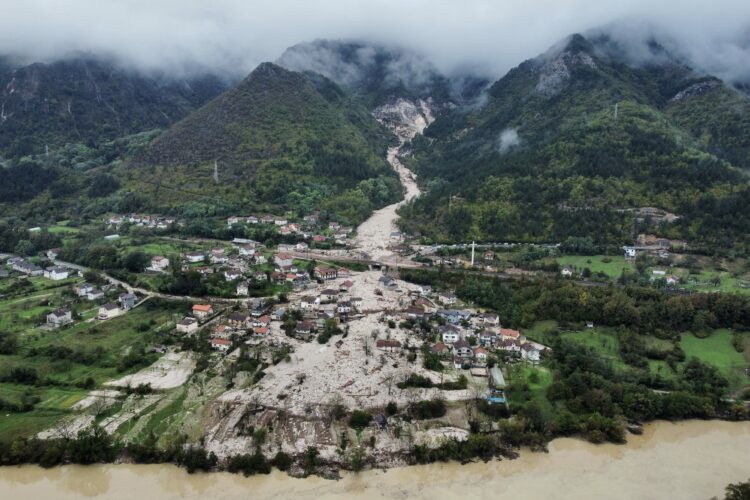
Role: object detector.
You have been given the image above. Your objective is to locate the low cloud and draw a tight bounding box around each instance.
[498,128,520,153]
[0,1,747,83]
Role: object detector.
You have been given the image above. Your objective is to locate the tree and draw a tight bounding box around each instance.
[723,479,750,500]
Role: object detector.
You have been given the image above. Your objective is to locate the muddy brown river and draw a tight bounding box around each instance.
[1,420,749,499]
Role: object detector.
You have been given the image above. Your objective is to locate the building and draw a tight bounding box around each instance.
[623,246,637,259]
[236,281,249,296]
[224,268,243,281]
[479,330,498,347]
[295,321,316,338]
[300,296,320,310]
[438,291,458,306]
[314,267,338,281]
[46,309,72,328]
[453,339,473,358]
[46,248,61,260]
[521,344,541,363]
[150,255,170,271]
[86,288,104,301]
[431,342,451,356]
[228,312,251,329]
[119,293,137,311]
[473,347,489,364]
[192,304,213,319]
[561,266,573,277]
[210,337,232,352]
[440,325,461,344]
[176,317,199,334]
[273,253,294,268]
[320,289,339,303]
[44,266,69,281]
[98,303,121,320]
[11,260,43,276]
[184,252,205,263]
[376,339,402,353]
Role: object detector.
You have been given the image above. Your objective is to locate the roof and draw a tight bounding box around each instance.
[192,304,212,312]
[49,308,70,317]
[228,312,248,321]
[453,339,471,349]
[101,303,119,311]
[211,338,232,346]
[431,342,449,353]
[178,317,197,326]
[376,339,402,348]
[500,328,521,338]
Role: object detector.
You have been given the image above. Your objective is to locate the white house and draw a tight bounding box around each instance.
[623,246,637,259]
[210,337,232,352]
[184,252,205,263]
[440,325,461,344]
[44,266,69,281]
[561,266,573,277]
[176,317,199,334]
[300,296,320,310]
[150,255,170,271]
[438,291,457,306]
[236,281,249,296]
[86,288,105,301]
[47,309,72,328]
[273,253,294,268]
[119,293,137,311]
[98,303,121,320]
[224,268,243,281]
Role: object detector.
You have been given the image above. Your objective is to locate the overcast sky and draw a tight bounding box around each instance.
[1,0,748,81]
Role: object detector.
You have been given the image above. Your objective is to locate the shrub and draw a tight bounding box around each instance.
[348,410,373,430]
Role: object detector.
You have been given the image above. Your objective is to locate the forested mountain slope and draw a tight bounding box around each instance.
[399,34,750,251]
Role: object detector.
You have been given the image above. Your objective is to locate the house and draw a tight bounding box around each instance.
[227,216,243,227]
[46,248,60,260]
[295,321,316,337]
[119,293,136,311]
[300,296,320,310]
[271,271,286,283]
[253,326,270,336]
[418,285,433,296]
[479,330,498,348]
[227,312,251,329]
[623,246,637,259]
[253,315,271,328]
[586,321,595,329]
[46,309,72,328]
[272,253,293,268]
[104,234,119,241]
[213,324,232,339]
[314,267,338,281]
[474,347,489,364]
[376,339,402,353]
[438,309,471,324]
[271,307,286,321]
[253,271,267,282]
[561,266,573,277]
[150,255,170,271]
[192,304,213,319]
[666,275,680,286]
[483,250,495,261]
[521,343,541,363]
[337,301,352,315]
[453,356,467,369]
[184,252,205,263]
[238,245,256,257]
[11,260,43,276]
[75,283,94,297]
[98,303,121,320]
[500,328,521,340]
[431,342,451,356]
[498,339,521,353]
[86,288,104,301]
[210,337,232,352]
[236,281,249,296]
[440,324,461,344]
[438,291,457,306]
[403,306,426,320]
[378,275,397,288]
[453,339,473,358]
[295,242,309,251]
[176,317,199,334]
[482,313,500,327]
[224,268,243,281]
[44,266,69,281]
[211,248,229,264]
[339,280,354,292]
[414,297,438,313]
[351,297,363,310]
[320,289,339,303]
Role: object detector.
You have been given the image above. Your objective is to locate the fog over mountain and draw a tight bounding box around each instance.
[1,0,748,83]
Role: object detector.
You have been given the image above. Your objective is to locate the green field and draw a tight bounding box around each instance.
[680,329,749,391]
[556,255,632,278]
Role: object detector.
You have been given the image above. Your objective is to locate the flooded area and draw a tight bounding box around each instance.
[2,420,749,499]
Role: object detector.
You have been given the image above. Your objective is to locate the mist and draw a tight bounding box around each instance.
[0,0,748,82]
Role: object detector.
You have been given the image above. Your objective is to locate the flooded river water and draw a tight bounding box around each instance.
[1,420,749,499]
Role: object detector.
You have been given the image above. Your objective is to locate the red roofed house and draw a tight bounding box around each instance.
[210,337,231,352]
[376,339,402,353]
[193,304,213,319]
[500,328,521,340]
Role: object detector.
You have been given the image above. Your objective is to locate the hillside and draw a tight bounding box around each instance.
[0,56,228,158]
[133,62,401,224]
[399,34,750,251]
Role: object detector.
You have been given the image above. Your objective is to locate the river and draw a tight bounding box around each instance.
[1,420,749,499]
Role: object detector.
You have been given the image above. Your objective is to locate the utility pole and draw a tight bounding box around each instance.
[471,241,476,267]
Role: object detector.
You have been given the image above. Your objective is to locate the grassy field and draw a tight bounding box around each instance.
[556,255,632,278]
[680,329,749,391]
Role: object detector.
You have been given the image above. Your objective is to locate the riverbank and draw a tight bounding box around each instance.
[1,420,749,499]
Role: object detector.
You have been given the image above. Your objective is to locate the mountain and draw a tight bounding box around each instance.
[0,55,229,158]
[276,40,459,109]
[134,62,401,224]
[399,33,750,249]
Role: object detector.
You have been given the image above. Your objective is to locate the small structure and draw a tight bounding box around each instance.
[561,266,573,278]
[210,337,232,352]
[46,309,72,328]
[176,317,199,334]
[184,251,205,263]
[236,281,249,296]
[376,339,402,353]
[44,266,69,281]
[98,303,121,320]
[119,293,137,311]
[150,255,170,271]
[192,304,213,319]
